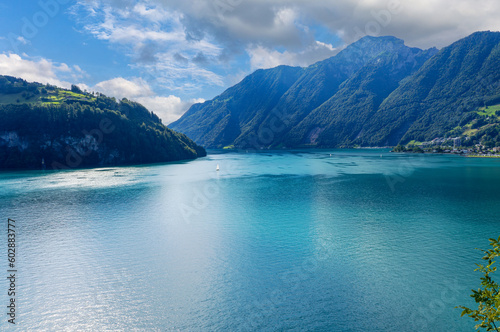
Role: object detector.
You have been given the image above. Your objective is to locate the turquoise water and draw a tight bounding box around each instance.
[0,150,499,331]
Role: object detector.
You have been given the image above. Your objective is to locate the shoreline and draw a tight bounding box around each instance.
[466,154,500,158]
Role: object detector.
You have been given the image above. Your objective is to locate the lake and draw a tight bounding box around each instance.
[1,149,499,331]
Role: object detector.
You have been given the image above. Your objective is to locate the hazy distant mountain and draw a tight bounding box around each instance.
[170,31,500,150]
[0,76,206,169]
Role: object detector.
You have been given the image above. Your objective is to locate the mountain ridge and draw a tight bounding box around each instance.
[359,30,500,146]
[170,31,500,150]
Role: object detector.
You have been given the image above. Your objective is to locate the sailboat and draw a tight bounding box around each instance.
[216,164,220,171]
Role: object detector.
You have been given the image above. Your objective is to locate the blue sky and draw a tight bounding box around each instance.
[0,0,499,124]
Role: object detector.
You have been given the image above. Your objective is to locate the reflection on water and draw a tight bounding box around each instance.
[0,150,499,330]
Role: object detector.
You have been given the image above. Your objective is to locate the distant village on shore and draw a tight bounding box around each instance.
[392,137,500,157]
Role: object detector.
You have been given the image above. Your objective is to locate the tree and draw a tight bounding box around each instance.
[459,236,500,331]
[71,84,83,94]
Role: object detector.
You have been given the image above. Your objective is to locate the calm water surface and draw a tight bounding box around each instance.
[0,150,499,331]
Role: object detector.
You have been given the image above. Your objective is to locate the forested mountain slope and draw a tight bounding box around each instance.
[0,76,206,169]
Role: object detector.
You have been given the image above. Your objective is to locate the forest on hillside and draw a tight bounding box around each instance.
[0,76,206,169]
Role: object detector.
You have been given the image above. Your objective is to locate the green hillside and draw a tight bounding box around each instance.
[170,31,500,151]
[360,31,500,147]
[170,35,438,149]
[0,76,206,169]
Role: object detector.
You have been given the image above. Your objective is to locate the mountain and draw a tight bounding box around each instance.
[0,76,206,169]
[170,35,437,148]
[284,37,436,147]
[169,65,304,148]
[359,31,500,146]
[170,31,500,150]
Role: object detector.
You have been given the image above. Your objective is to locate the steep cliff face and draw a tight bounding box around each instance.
[0,130,121,169]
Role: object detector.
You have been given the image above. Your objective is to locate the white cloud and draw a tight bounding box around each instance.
[57,63,72,72]
[76,83,91,92]
[66,0,500,107]
[90,22,185,44]
[226,69,251,86]
[290,0,500,49]
[274,7,297,27]
[92,76,203,123]
[74,65,85,73]
[132,3,174,22]
[0,53,84,88]
[73,1,224,92]
[248,41,340,70]
[150,58,224,89]
[16,36,29,45]
[94,77,153,99]
[86,0,500,49]
[136,95,204,124]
